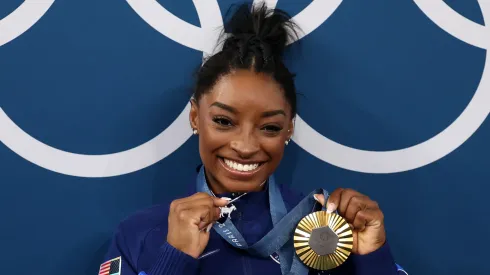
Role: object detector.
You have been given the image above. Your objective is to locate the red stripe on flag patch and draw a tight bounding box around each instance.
[98,256,121,275]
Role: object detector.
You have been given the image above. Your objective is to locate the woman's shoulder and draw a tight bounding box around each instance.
[115,203,171,236]
[115,174,197,235]
[104,201,177,267]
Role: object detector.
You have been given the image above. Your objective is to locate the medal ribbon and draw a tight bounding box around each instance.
[196,166,329,275]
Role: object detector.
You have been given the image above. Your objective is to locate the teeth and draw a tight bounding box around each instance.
[224,159,260,172]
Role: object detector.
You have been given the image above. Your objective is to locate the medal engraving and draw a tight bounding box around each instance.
[309,226,339,255]
[294,211,353,271]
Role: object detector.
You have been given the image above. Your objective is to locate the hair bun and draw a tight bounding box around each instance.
[221,2,298,61]
[194,2,299,117]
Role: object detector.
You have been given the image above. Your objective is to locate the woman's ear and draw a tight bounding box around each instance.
[189,98,199,133]
[287,118,295,140]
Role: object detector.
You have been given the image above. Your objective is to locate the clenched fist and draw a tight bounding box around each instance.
[167,192,230,258]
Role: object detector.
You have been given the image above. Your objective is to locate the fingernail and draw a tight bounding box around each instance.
[206,223,213,233]
[220,197,232,201]
[326,203,336,214]
[313,194,319,202]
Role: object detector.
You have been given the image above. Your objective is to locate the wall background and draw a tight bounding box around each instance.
[0,0,488,274]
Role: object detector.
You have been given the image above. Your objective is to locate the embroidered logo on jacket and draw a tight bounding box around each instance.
[270,252,280,264]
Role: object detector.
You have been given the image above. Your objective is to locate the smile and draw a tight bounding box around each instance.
[224,158,260,171]
[219,157,264,175]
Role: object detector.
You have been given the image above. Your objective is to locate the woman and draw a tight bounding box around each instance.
[101,3,406,275]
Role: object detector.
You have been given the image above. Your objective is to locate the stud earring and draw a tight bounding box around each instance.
[193,129,198,135]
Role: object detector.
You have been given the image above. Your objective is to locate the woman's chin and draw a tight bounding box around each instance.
[221,181,265,193]
[216,173,267,193]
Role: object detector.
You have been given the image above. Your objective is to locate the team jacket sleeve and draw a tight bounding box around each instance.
[102,223,199,275]
[329,242,408,275]
[144,242,200,275]
[102,222,139,275]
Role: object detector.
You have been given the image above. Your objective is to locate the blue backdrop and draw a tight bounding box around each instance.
[1,0,488,274]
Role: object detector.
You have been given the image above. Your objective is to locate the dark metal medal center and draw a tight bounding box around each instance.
[308,226,339,256]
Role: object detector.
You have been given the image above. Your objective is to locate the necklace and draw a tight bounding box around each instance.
[210,180,267,220]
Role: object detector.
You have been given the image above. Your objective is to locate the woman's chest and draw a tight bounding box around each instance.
[199,240,283,275]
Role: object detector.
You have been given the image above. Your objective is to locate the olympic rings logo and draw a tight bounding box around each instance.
[0,0,489,177]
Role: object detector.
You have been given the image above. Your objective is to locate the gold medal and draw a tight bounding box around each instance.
[293,211,353,270]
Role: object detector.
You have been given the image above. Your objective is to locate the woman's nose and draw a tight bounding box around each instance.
[230,132,260,158]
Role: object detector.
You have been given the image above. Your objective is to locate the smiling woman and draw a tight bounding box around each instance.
[190,70,294,194]
[101,3,406,275]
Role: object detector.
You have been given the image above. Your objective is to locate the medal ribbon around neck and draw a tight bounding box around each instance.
[196,167,353,274]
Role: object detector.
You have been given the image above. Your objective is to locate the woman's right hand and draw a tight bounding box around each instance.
[167,192,230,258]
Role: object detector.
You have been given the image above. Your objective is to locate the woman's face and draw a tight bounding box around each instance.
[190,69,294,194]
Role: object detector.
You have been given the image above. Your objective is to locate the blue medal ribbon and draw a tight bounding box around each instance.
[196,166,329,275]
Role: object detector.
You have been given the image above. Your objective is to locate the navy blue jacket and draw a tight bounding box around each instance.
[102,175,407,275]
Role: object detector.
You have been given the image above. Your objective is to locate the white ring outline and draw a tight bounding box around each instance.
[292,1,489,173]
[0,0,208,177]
[0,0,55,47]
[413,0,488,49]
[126,0,221,54]
[126,0,343,52]
[0,0,488,176]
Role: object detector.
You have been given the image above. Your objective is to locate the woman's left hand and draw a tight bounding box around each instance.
[314,188,386,255]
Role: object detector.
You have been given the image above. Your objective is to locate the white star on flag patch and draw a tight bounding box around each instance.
[98,256,121,275]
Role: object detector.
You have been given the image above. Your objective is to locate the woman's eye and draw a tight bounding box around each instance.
[262,125,282,133]
[213,117,233,127]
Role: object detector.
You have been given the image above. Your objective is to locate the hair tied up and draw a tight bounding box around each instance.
[193,2,300,117]
[235,34,272,65]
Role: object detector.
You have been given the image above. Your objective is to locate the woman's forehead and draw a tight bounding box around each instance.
[202,71,289,111]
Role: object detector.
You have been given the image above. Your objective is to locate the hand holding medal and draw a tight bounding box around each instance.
[293,188,386,271]
[314,188,387,255]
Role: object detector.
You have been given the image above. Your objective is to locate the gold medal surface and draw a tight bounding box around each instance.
[293,211,353,270]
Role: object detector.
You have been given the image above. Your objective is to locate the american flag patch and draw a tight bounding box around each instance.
[98,257,121,275]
